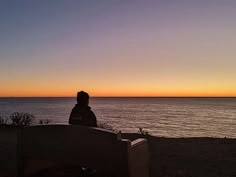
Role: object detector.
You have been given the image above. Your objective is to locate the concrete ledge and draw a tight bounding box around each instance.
[17,125,149,177]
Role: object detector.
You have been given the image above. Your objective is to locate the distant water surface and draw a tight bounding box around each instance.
[0,97,235,138]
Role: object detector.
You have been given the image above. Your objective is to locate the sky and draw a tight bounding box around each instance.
[1,0,236,97]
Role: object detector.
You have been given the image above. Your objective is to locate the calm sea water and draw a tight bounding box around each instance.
[0,97,235,138]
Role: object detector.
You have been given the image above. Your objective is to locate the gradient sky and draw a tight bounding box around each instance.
[1,0,236,97]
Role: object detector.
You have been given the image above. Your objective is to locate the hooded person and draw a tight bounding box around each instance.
[69,91,97,127]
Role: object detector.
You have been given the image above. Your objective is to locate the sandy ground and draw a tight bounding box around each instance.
[1,127,236,177]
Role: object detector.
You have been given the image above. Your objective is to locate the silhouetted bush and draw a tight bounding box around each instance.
[138,127,150,136]
[10,112,35,126]
[38,119,52,125]
[98,122,115,132]
[0,116,8,125]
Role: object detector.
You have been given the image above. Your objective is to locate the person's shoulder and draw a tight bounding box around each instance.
[87,108,96,117]
[71,105,78,111]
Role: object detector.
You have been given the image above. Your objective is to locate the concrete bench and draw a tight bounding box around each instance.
[17,125,149,177]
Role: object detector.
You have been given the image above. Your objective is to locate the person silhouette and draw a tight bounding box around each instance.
[69,91,98,176]
[69,91,97,127]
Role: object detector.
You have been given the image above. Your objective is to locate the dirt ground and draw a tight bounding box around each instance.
[123,133,236,177]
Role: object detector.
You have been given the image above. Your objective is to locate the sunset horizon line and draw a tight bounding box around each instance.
[1,96,236,98]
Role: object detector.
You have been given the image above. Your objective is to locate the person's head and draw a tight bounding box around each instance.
[77,91,89,106]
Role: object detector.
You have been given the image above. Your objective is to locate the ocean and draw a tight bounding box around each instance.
[0,97,235,138]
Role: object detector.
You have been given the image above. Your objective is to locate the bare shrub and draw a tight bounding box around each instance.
[98,122,115,132]
[10,112,35,126]
[38,119,52,125]
[0,116,8,125]
[138,127,150,136]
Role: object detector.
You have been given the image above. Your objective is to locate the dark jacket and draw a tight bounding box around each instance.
[69,104,97,127]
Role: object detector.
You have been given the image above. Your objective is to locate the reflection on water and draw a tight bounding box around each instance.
[0,97,235,138]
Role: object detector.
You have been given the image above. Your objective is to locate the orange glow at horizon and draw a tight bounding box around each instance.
[1,86,236,97]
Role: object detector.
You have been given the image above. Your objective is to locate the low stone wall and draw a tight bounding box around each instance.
[0,127,18,177]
